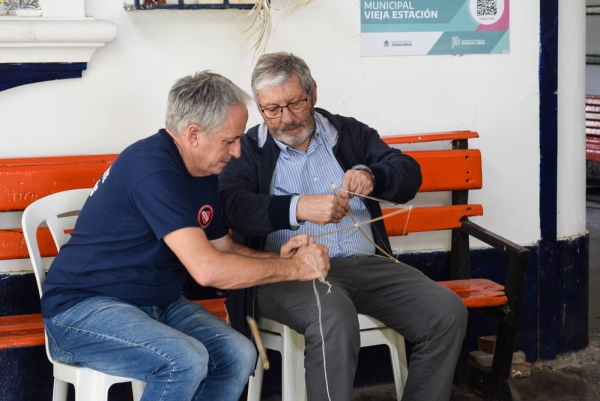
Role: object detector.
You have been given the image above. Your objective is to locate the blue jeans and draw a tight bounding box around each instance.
[43,296,256,401]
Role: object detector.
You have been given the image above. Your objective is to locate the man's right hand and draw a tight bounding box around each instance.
[296,194,350,225]
[290,237,330,281]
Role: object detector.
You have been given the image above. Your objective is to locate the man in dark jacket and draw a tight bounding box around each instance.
[219,52,467,401]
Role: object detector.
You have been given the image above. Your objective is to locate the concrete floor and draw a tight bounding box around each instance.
[263,193,600,401]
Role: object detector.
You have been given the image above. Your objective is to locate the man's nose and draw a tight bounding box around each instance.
[229,140,241,158]
[281,107,296,124]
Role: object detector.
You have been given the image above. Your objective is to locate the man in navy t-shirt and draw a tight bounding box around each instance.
[41,71,330,401]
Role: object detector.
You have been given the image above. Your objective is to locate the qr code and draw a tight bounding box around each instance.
[477,0,497,16]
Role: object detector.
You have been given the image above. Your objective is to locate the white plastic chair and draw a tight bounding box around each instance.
[22,188,146,401]
[247,314,408,401]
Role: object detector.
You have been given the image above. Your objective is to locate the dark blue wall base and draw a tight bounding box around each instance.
[0,63,87,92]
[0,233,588,400]
[0,346,134,401]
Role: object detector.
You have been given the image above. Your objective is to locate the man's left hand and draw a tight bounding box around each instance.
[280,234,312,258]
[340,169,374,200]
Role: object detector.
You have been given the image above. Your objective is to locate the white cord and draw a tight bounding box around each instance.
[305,255,332,401]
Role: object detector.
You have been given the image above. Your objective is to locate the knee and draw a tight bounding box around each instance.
[224,332,257,378]
[169,340,210,382]
[435,289,468,339]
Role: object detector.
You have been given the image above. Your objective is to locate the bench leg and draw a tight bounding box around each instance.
[487,321,520,401]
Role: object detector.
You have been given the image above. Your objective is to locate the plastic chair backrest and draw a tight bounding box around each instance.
[22,188,91,298]
[21,188,91,363]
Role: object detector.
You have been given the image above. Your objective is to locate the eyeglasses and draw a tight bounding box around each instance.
[259,98,309,119]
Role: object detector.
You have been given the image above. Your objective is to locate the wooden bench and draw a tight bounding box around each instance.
[0,131,528,401]
[381,131,529,401]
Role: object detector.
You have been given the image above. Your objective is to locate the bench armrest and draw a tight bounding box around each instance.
[456,221,530,319]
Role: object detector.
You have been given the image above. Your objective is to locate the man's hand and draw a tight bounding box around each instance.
[290,238,330,280]
[340,169,374,200]
[280,234,311,258]
[296,194,350,224]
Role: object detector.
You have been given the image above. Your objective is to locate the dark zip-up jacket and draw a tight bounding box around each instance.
[218,108,422,337]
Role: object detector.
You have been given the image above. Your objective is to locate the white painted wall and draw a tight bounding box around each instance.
[558,0,587,239]
[0,0,586,263]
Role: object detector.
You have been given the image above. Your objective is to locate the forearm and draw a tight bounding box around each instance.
[195,251,302,289]
[223,240,279,259]
[166,228,328,290]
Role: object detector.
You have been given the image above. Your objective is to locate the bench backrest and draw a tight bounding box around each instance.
[0,155,116,261]
[381,131,483,236]
[0,131,482,262]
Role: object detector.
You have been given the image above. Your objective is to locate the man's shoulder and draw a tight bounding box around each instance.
[315,108,367,133]
[119,130,180,169]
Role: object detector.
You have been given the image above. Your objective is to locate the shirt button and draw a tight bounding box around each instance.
[313,177,318,182]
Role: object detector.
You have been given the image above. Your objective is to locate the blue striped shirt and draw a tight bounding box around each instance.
[264,118,375,258]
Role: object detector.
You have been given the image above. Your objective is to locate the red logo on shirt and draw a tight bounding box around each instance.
[198,205,214,228]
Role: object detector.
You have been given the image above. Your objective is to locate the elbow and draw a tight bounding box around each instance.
[193,271,218,288]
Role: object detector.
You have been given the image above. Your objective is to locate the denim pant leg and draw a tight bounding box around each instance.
[161,297,257,401]
[44,296,255,401]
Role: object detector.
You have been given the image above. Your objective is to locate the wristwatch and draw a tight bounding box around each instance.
[351,164,375,181]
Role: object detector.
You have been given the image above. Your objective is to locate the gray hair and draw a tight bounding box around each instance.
[165,71,252,137]
[251,52,315,104]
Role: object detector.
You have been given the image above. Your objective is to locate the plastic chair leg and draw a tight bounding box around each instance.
[247,355,264,401]
[77,369,110,401]
[52,378,69,401]
[280,325,306,401]
[131,380,146,401]
[386,328,409,401]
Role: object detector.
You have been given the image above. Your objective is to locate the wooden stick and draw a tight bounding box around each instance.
[330,183,401,264]
[313,207,409,238]
[246,316,270,370]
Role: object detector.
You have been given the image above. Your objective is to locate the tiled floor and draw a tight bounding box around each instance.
[263,193,600,401]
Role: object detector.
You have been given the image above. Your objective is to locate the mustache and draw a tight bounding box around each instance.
[279,122,304,132]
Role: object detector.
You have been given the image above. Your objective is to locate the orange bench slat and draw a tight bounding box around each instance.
[382,131,479,145]
[0,155,116,212]
[438,279,508,308]
[0,330,46,349]
[0,228,58,261]
[406,149,482,192]
[383,204,484,236]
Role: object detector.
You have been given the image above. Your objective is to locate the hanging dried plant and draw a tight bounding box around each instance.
[243,0,275,56]
[281,0,316,18]
[243,0,319,57]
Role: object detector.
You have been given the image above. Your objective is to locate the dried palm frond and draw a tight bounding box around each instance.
[243,0,319,57]
[281,0,316,18]
[243,0,277,57]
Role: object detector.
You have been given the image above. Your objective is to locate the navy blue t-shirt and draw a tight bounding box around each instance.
[41,130,228,318]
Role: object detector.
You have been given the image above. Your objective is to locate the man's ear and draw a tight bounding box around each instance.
[185,124,202,148]
[312,82,318,105]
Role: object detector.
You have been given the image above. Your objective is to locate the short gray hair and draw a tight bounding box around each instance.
[251,52,315,104]
[166,71,251,137]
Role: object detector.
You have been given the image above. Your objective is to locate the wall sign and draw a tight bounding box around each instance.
[361,0,509,56]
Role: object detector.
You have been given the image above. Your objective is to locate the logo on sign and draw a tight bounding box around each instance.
[198,205,214,228]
